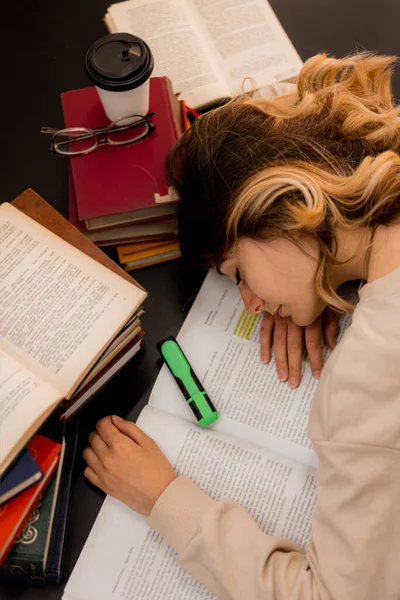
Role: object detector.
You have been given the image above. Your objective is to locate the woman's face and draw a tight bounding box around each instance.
[219,236,326,326]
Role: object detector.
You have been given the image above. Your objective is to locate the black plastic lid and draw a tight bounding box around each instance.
[85,33,154,92]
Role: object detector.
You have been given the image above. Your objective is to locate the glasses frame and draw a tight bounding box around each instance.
[41,112,156,156]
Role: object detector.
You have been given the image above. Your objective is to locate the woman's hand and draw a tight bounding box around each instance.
[259,307,338,387]
[83,416,176,517]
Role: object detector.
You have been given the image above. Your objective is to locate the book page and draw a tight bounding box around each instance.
[0,349,60,474]
[191,0,303,93]
[107,0,230,107]
[149,270,352,468]
[0,204,146,398]
[63,406,316,600]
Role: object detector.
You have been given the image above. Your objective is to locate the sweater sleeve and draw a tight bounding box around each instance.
[148,287,400,600]
[148,475,317,599]
[149,438,400,600]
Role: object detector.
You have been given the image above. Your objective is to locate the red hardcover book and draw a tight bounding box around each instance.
[62,77,182,230]
[0,435,62,566]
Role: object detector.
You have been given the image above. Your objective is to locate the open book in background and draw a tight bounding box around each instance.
[105,0,303,109]
[0,189,147,477]
[63,271,353,600]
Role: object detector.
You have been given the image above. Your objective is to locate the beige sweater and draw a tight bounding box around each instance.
[148,267,400,599]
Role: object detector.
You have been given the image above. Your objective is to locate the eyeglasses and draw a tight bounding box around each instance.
[41,112,155,156]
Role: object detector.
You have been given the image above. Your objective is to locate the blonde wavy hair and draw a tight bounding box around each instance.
[168,52,400,312]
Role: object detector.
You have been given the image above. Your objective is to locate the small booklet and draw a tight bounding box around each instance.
[105,0,303,109]
[0,191,147,477]
[63,270,352,600]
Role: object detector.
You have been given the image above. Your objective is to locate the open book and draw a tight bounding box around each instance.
[105,0,303,109]
[64,270,352,600]
[0,191,147,477]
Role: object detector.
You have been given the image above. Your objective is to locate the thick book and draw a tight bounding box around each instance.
[104,0,303,110]
[68,168,178,246]
[0,435,62,566]
[0,421,79,583]
[0,450,42,506]
[63,271,353,600]
[0,189,147,476]
[62,77,182,229]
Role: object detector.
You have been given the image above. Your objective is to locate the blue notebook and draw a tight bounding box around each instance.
[0,450,43,506]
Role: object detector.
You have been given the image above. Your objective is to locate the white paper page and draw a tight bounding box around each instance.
[191,0,303,94]
[150,270,352,468]
[0,204,145,397]
[0,349,59,473]
[63,406,316,600]
[108,0,230,107]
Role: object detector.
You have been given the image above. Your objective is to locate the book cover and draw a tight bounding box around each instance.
[68,167,178,234]
[0,450,42,506]
[0,435,62,566]
[62,77,182,224]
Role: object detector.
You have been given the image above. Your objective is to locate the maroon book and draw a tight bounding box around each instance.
[62,77,182,230]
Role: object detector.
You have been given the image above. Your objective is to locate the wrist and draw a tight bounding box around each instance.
[143,473,178,517]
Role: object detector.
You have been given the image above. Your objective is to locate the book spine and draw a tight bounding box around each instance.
[45,421,79,582]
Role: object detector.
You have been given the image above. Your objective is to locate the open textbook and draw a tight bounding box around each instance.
[0,194,146,477]
[64,270,352,600]
[105,0,303,108]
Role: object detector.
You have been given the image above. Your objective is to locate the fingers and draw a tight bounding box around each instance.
[273,315,288,381]
[83,446,101,472]
[323,307,338,350]
[96,416,123,448]
[84,465,101,487]
[305,316,323,378]
[260,312,274,363]
[111,416,153,448]
[89,431,108,458]
[286,320,303,388]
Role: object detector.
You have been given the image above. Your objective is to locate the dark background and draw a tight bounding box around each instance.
[1,0,400,597]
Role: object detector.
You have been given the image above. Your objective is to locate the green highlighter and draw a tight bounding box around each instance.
[157,336,219,427]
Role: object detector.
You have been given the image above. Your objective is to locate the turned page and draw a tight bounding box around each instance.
[0,203,145,399]
[149,270,352,468]
[63,406,316,600]
[191,0,303,94]
[0,349,61,474]
[107,0,230,107]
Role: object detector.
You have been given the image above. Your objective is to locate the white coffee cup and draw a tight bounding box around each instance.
[85,33,154,125]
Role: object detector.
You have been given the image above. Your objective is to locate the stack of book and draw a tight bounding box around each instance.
[0,189,147,580]
[64,77,187,271]
[0,420,78,584]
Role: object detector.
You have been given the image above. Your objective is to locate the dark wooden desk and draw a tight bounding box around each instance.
[1,0,400,597]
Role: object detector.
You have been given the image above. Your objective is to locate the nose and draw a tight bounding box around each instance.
[239,283,263,315]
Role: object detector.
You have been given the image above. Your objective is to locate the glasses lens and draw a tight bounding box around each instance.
[108,117,149,145]
[54,129,96,155]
